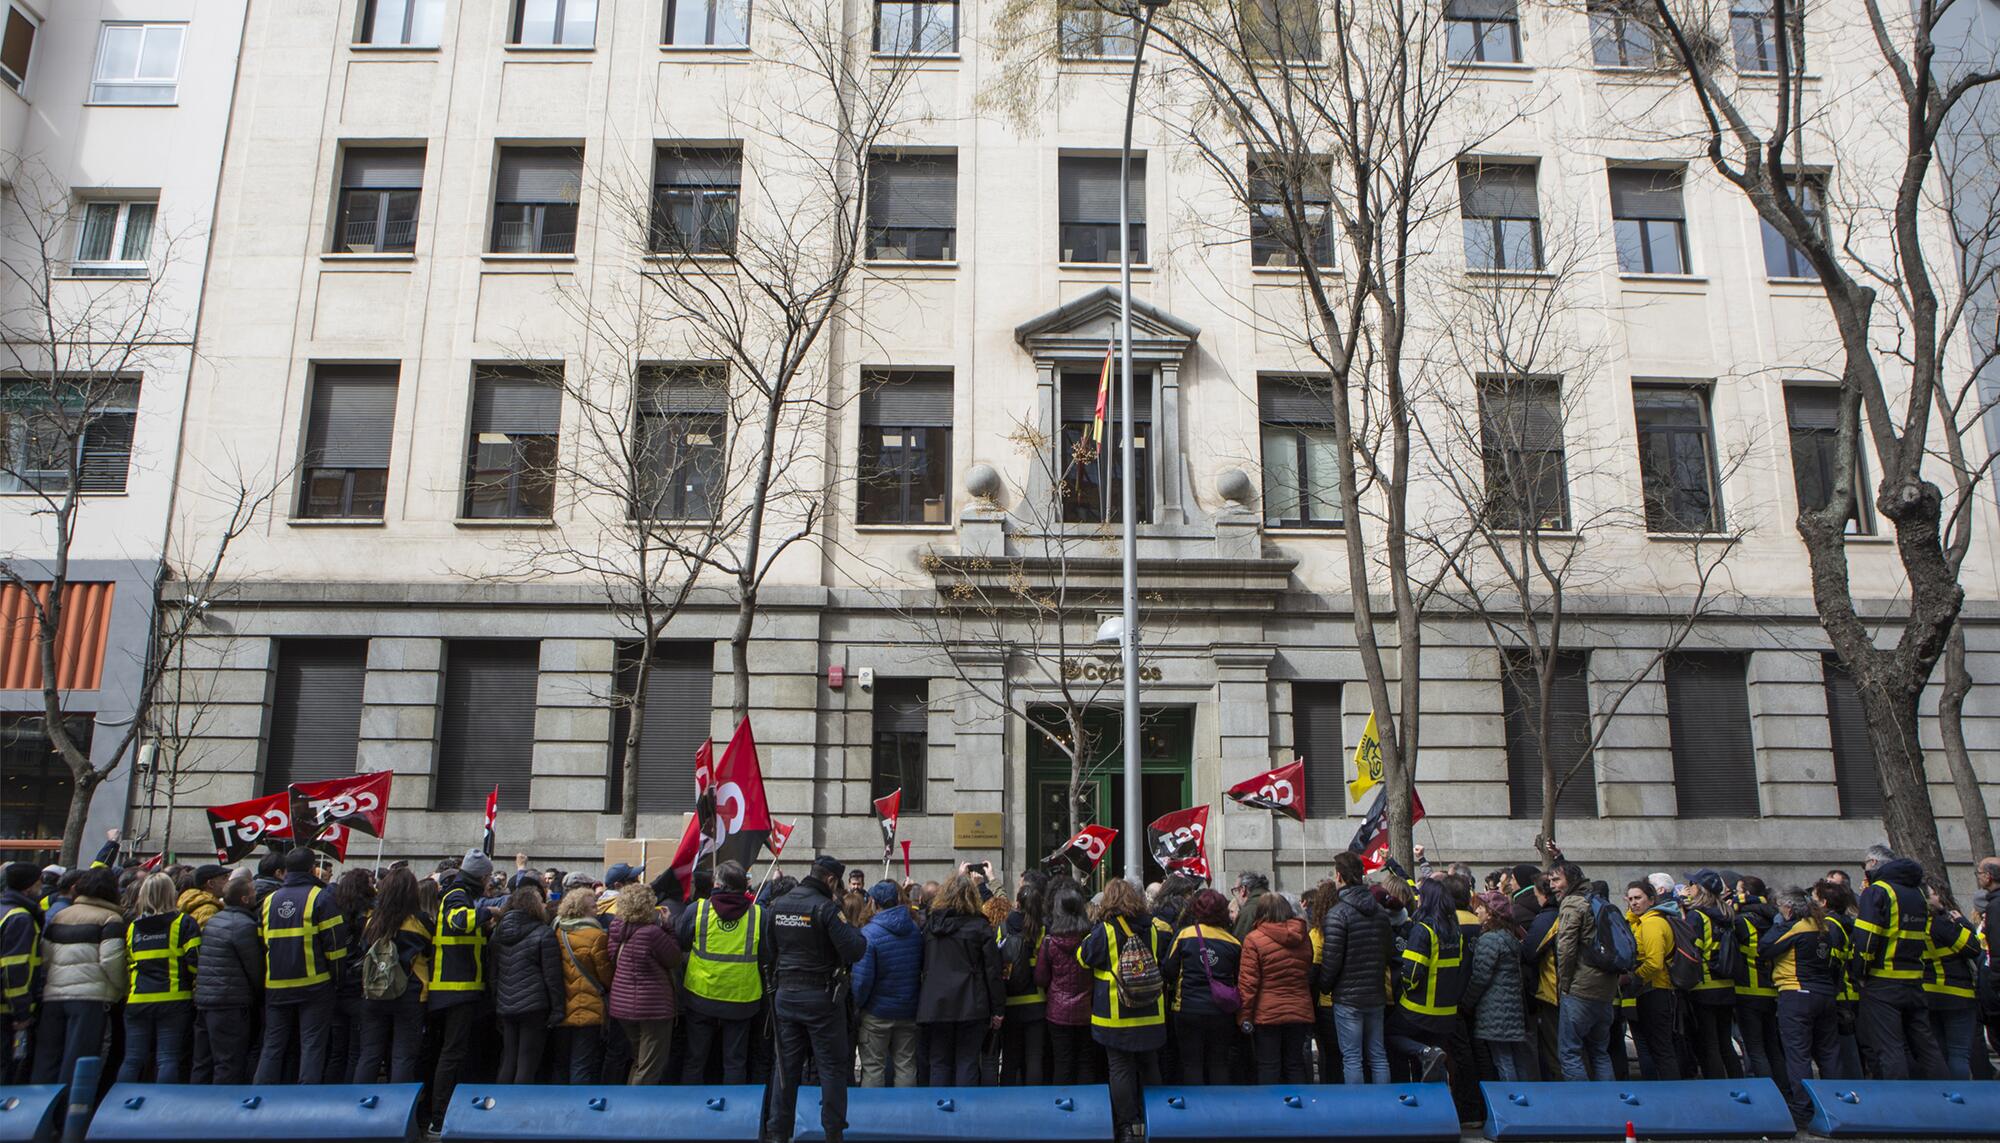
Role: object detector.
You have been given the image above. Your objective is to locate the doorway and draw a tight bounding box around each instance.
[1026,706,1193,885]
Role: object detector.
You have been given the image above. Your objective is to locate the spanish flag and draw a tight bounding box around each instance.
[1087,342,1114,447]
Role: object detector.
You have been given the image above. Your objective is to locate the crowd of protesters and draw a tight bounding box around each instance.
[1,837,1994,1142]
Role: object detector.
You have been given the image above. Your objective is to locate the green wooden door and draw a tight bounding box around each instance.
[1026,707,1192,884]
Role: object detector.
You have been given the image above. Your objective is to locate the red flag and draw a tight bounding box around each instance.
[1225,759,1307,821]
[873,789,901,860]
[668,812,704,896]
[767,819,795,858]
[709,719,772,865]
[481,786,499,856]
[288,771,393,843]
[1043,825,1118,874]
[693,738,716,794]
[1349,787,1426,872]
[901,839,912,881]
[206,792,293,863]
[139,853,164,873]
[1146,804,1211,879]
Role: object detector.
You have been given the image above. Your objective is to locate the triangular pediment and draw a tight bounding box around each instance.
[1013,287,1200,363]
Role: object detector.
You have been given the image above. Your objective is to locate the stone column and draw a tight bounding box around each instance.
[1747,649,1836,819]
[532,638,616,816]
[358,638,442,809]
[953,647,1010,872]
[1157,360,1186,525]
[1215,646,1276,885]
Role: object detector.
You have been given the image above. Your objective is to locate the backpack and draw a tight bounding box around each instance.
[1111,922,1163,1010]
[1708,915,1742,982]
[1582,894,1638,974]
[361,935,408,1001]
[1664,912,1707,991]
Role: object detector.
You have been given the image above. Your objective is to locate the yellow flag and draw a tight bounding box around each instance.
[1348,712,1382,803]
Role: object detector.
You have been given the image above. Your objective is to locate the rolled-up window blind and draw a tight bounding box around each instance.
[861,372,953,426]
[495,147,583,203]
[1060,156,1146,224]
[306,366,398,468]
[1609,168,1685,220]
[869,155,957,230]
[1459,162,1538,218]
[472,367,561,434]
[343,148,425,190]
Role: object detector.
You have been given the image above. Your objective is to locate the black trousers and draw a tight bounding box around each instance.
[767,989,849,1143]
[353,994,425,1083]
[1253,1023,1311,1084]
[1634,989,1680,1081]
[1778,991,1843,1121]
[553,1024,606,1084]
[924,1018,985,1086]
[1688,1000,1742,1079]
[1858,981,1945,1079]
[1104,1044,1161,1134]
[429,1002,481,1126]
[255,994,334,1084]
[1737,998,1788,1091]
[1530,999,1560,1079]
[1175,1013,1235,1084]
[28,999,106,1088]
[1001,1015,1045,1085]
[497,1014,548,1084]
[1048,1023,1099,1084]
[683,1010,755,1084]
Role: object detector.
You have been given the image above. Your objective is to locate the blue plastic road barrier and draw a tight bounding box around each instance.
[441,1084,764,1143]
[1145,1083,1459,1142]
[83,1083,422,1143]
[59,1058,98,1143]
[0,1085,65,1143]
[1481,1078,1795,1140]
[1803,1078,2000,1138]
[792,1086,1114,1143]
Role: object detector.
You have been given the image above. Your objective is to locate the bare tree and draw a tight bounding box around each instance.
[1630,0,2000,870]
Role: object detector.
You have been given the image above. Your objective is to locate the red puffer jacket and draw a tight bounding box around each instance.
[1239,918,1316,1026]
[1036,931,1092,1027]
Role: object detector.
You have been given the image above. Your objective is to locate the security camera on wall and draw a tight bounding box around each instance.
[856,667,876,693]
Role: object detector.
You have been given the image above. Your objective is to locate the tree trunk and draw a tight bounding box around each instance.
[1939,624,1993,861]
[621,652,651,840]
[1857,670,1948,874]
[60,768,100,869]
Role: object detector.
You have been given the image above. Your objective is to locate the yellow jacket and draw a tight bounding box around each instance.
[1631,909,1674,991]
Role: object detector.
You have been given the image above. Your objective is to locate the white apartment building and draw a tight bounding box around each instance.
[147,0,1998,887]
[1,1,248,861]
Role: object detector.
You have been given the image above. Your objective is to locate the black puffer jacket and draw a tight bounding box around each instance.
[916,911,1005,1023]
[487,908,564,1019]
[1318,884,1393,1008]
[193,903,263,1010]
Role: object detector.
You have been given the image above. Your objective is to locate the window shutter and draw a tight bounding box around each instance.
[342,148,425,189]
[77,412,135,493]
[1059,156,1145,224]
[472,369,561,434]
[1503,651,1597,819]
[861,373,954,427]
[1665,652,1760,817]
[1291,681,1344,817]
[1260,376,1336,425]
[306,367,398,468]
[495,147,583,203]
[1459,162,1538,218]
[1785,386,1840,431]
[869,155,957,230]
[638,366,728,415]
[1061,371,1152,420]
[655,148,741,187]
[264,639,368,791]
[1481,379,1564,451]
[1448,0,1518,16]
[875,679,930,734]
[1821,655,1882,818]
[609,642,715,814]
[871,678,929,813]
[1608,168,1685,220]
[436,640,539,811]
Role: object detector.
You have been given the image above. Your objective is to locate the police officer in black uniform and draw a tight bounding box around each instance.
[763,855,867,1143]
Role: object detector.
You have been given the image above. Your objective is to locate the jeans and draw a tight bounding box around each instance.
[1555,995,1614,1081]
[1000,1015,1045,1085]
[1048,1022,1099,1084]
[767,989,848,1143]
[552,1024,606,1084]
[1253,1023,1311,1084]
[1633,989,1680,1081]
[1104,1046,1161,1135]
[682,1010,755,1084]
[198,1006,255,1084]
[1857,982,1945,1079]
[119,1003,192,1083]
[254,994,335,1084]
[1928,1005,1975,1081]
[1176,1013,1236,1084]
[497,1014,548,1084]
[1332,1003,1389,1084]
[1484,1038,1536,1081]
[1778,990,1844,1122]
[857,1012,918,1087]
[923,1018,985,1086]
[353,993,425,1083]
[28,999,106,1088]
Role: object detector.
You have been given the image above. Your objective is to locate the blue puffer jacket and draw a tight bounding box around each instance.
[852,904,923,1020]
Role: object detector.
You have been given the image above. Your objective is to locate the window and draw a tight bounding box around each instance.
[1731,0,1800,73]
[634,365,726,520]
[262,640,367,793]
[1243,0,1322,61]
[652,147,740,255]
[1059,370,1150,523]
[1633,385,1721,533]
[1503,651,1598,820]
[1784,385,1871,534]
[1589,0,1663,68]
[1821,655,1881,818]
[2,716,86,849]
[666,0,750,46]
[607,643,713,814]
[1609,167,1688,275]
[464,366,560,519]
[1259,376,1341,528]
[859,371,952,525]
[335,148,424,254]
[1760,175,1825,279]
[1059,0,1136,58]
[73,200,157,277]
[1664,651,1759,818]
[1292,682,1344,816]
[875,1,957,54]
[1459,161,1542,271]
[513,0,596,46]
[872,679,929,814]
[0,378,138,495]
[90,23,183,104]
[435,641,539,811]
[867,153,957,261]
[1059,155,1145,264]
[2,5,35,91]
[357,0,444,46]
[1446,0,1521,64]
[299,365,398,519]
[1479,377,1569,530]
[1250,157,1334,268]
[491,146,582,255]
